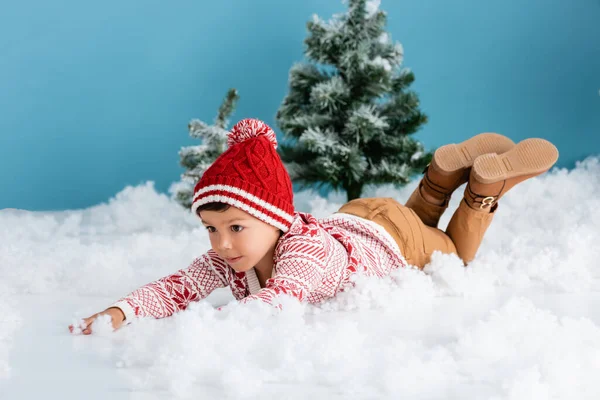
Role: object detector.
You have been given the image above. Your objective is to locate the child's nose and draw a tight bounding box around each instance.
[218,235,233,250]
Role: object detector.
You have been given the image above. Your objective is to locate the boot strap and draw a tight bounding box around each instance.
[465,183,501,210]
[421,164,452,202]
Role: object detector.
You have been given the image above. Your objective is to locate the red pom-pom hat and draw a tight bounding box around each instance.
[191,119,295,232]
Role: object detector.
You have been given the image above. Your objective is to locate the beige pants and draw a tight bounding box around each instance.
[337,194,494,267]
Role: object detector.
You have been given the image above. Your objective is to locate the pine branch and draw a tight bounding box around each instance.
[305,15,345,65]
[309,76,351,112]
[278,143,320,164]
[214,89,239,129]
[367,159,413,185]
[279,114,334,138]
[289,63,330,92]
[285,157,345,189]
[173,89,239,209]
[299,127,349,155]
[391,69,415,94]
[345,105,389,143]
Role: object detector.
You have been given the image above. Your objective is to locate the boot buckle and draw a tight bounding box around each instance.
[480,196,496,209]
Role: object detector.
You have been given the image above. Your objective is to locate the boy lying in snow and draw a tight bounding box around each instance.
[69,118,558,334]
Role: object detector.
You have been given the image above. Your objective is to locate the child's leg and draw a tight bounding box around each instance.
[338,139,558,267]
[445,138,559,263]
[338,197,457,268]
[405,133,515,228]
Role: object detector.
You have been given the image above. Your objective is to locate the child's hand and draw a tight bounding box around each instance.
[68,307,126,335]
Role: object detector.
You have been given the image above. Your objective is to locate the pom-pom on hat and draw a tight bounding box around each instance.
[191,118,295,232]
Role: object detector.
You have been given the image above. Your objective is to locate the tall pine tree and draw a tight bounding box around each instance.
[276,0,431,201]
[170,89,239,209]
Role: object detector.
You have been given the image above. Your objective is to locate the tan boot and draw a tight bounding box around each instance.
[406,132,515,227]
[464,138,559,211]
[446,138,559,264]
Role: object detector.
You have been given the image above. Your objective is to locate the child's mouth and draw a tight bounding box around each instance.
[225,256,243,264]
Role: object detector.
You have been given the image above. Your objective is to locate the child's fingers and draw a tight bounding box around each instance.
[81,316,96,334]
[68,314,97,335]
[69,309,123,335]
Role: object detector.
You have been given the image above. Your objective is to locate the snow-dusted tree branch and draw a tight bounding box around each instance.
[170,89,239,209]
[276,0,431,201]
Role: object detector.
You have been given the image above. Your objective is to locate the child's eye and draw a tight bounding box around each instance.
[205,226,216,233]
[231,225,244,233]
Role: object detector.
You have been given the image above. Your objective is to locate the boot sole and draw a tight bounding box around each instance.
[432,132,515,176]
[472,138,559,184]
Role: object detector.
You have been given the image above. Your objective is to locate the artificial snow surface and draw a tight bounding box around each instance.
[1,157,599,399]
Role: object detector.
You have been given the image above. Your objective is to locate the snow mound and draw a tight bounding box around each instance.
[1,156,599,399]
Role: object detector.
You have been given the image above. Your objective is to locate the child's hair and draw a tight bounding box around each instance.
[195,202,230,217]
[196,201,284,237]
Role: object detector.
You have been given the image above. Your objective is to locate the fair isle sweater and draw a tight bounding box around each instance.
[112,212,407,321]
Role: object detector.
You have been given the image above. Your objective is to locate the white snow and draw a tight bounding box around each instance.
[0,283,21,380]
[1,157,599,399]
[370,56,392,72]
[377,32,389,44]
[365,0,381,19]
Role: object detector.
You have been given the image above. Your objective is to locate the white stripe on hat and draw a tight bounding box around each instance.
[192,194,290,232]
[192,184,294,223]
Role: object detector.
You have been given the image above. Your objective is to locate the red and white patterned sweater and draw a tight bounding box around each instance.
[112,212,407,321]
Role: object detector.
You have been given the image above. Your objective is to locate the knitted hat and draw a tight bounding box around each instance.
[191,118,295,232]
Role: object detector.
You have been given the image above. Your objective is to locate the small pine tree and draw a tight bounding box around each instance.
[276,0,431,201]
[170,89,239,209]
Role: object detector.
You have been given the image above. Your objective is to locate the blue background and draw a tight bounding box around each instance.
[1,0,598,211]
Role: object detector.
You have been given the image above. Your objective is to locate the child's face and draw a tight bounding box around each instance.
[199,206,281,272]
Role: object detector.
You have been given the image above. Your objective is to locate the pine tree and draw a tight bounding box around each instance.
[276,0,431,201]
[170,89,239,209]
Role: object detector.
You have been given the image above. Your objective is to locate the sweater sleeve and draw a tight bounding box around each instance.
[110,250,230,321]
[240,236,326,306]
